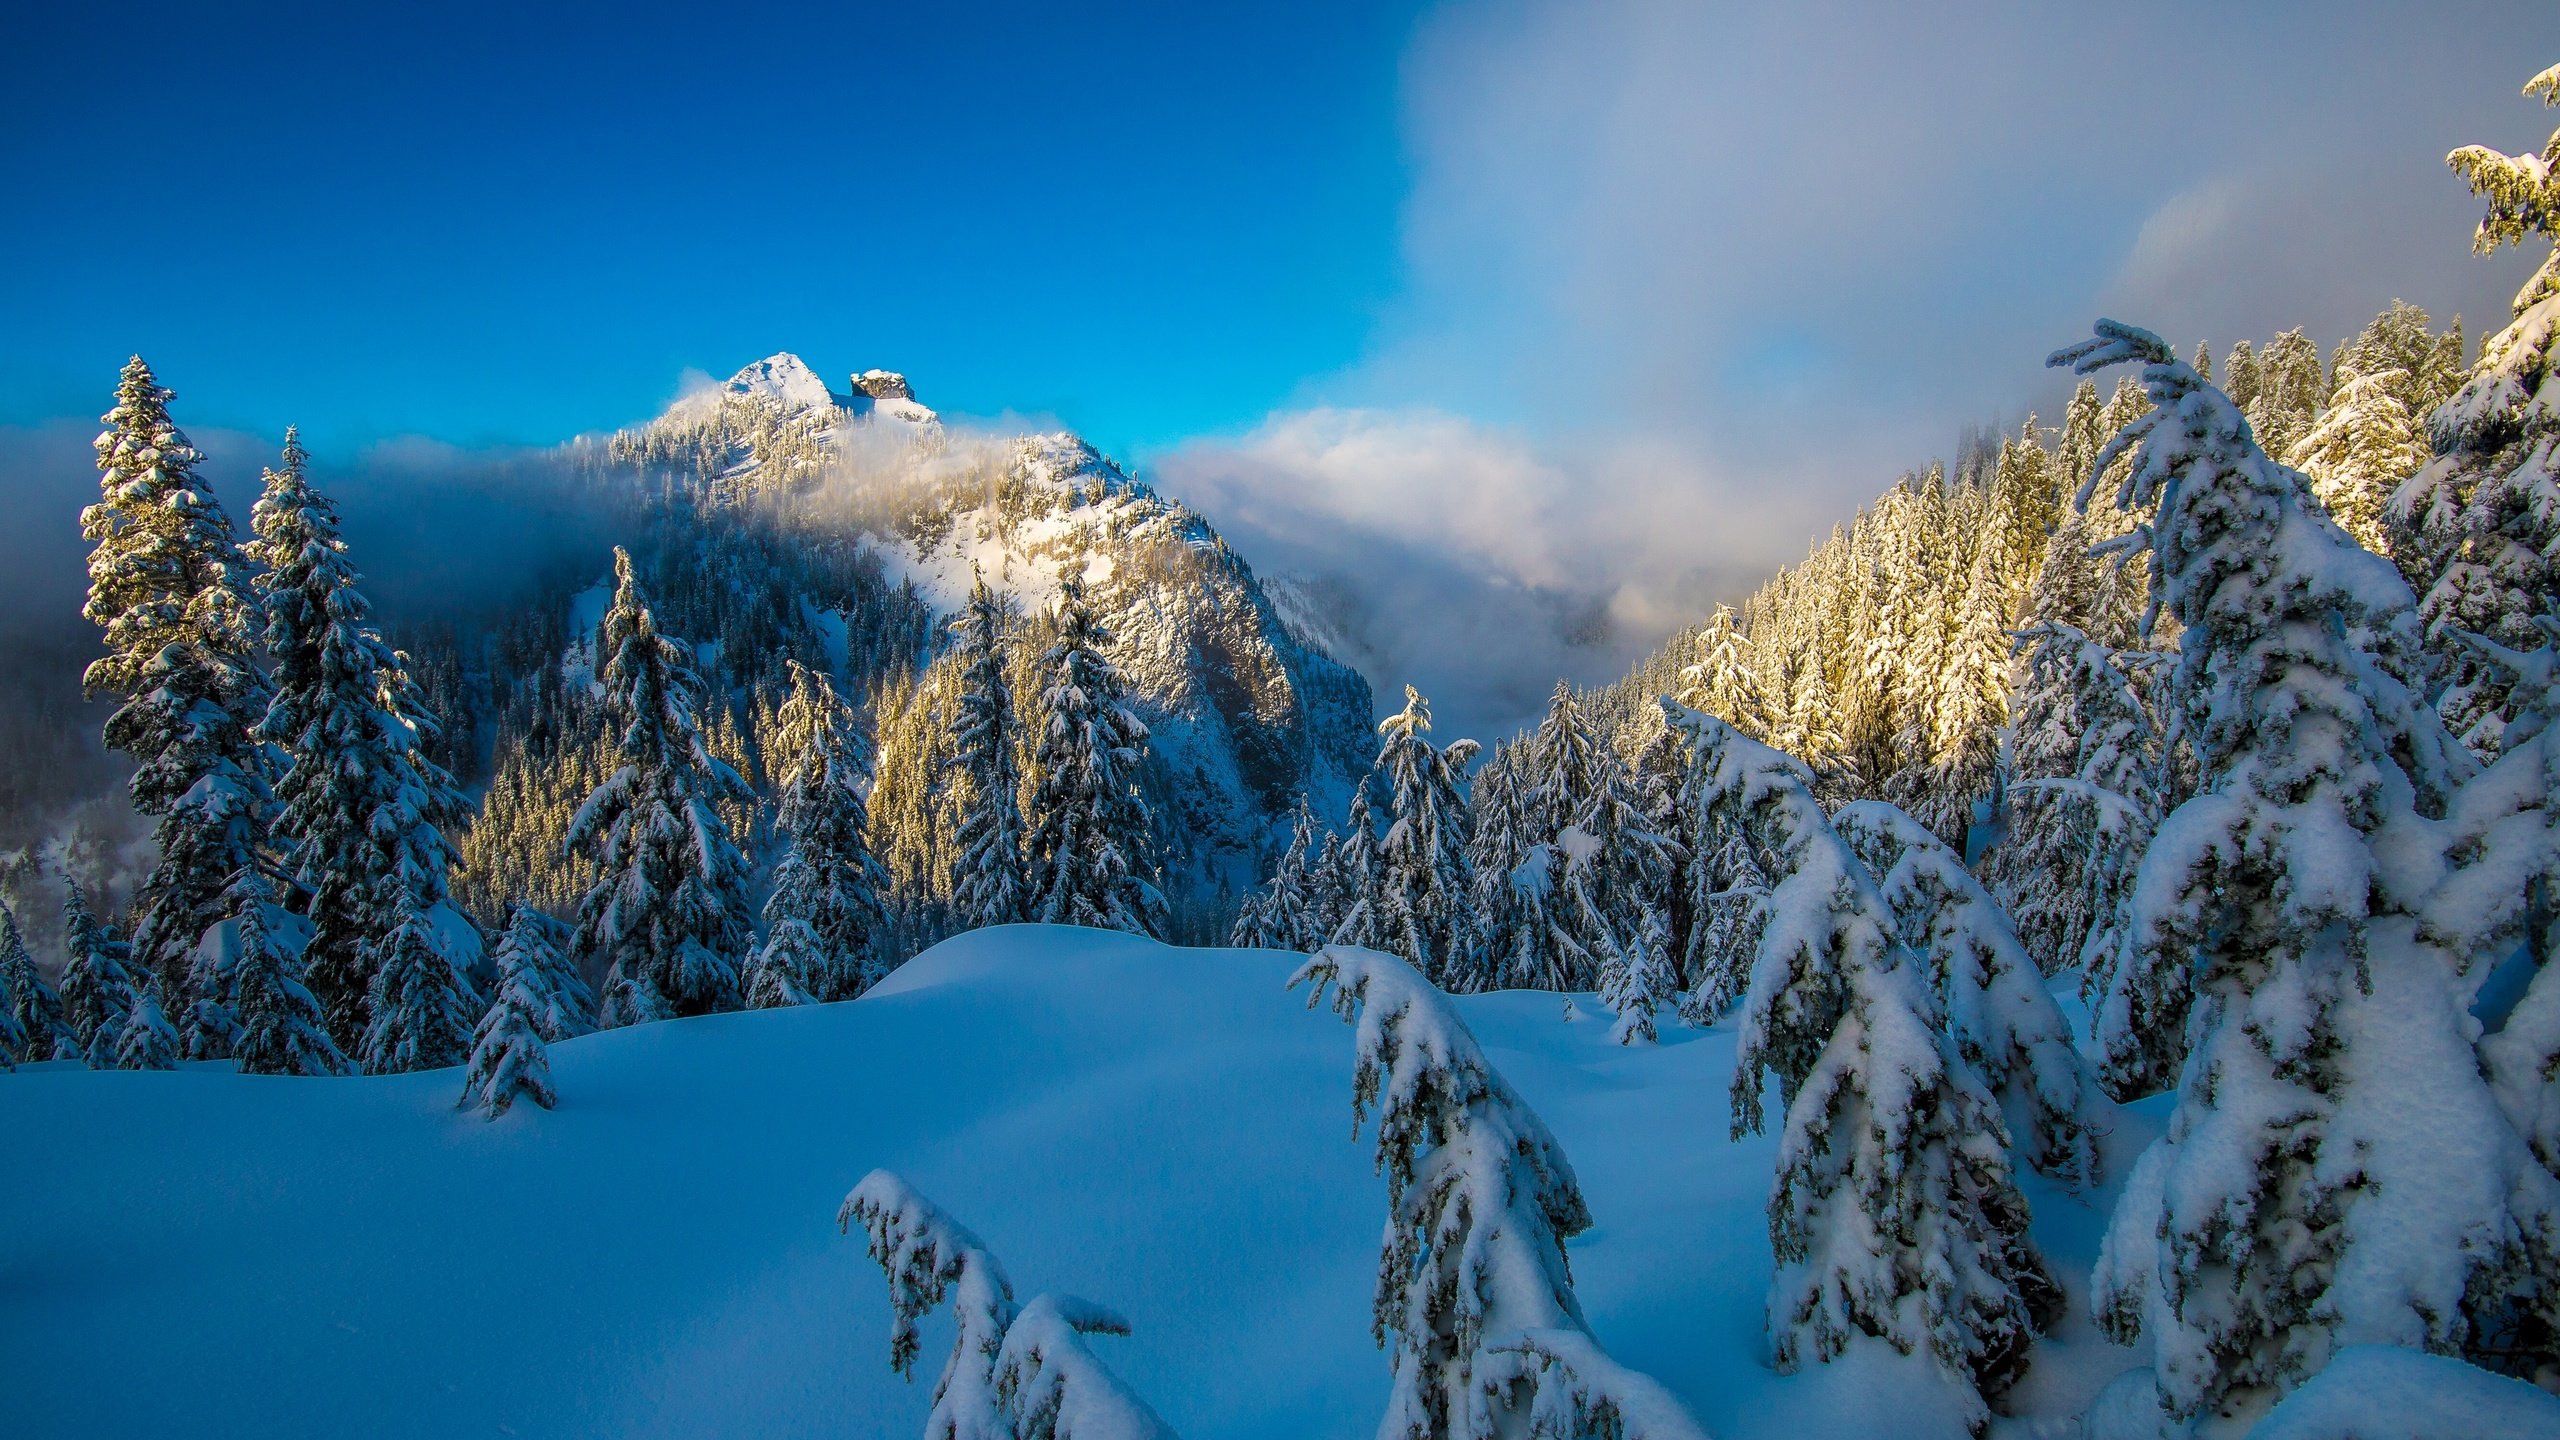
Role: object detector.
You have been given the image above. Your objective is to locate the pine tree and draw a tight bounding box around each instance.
[750,660,891,1003]
[1564,753,1681,1039]
[57,880,136,1066]
[1980,622,2164,1002]
[1522,681,1603,839]
[1292,946,1704,1440]
[1834,800,2100,1189]
[2052,320,2559,1423]
[1334,687,1483,990]
[567,549,756,1019]
[1025,574,1165,937]
[1,900,71,1063]
[487,903,591,1043]
[1898,540,2011,848]
[459,937,559,1118]
[2223,339,2263,417]
[1674,822,1767,1026]
[2246,327,2328,461]
[2290,366,2427,558]
[250,429,474,1046]
[1664,702,2058,1425]
[225,869,347,1077]
[2391,68,2560,757]
[360,896,480,1074]
[1676,603,1763,733]
[113,978,180,1071]
[1468,744,1568,991]
[80,357,273,1008]
[1303,829,1353,948]
[177,923,243,1062]
[1230,797,1321,951]
[948,571,1031,931]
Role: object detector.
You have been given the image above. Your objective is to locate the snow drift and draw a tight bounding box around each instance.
[4,925,2159,1439]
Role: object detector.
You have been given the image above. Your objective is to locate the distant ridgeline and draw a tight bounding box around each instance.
[427,353,1376,951]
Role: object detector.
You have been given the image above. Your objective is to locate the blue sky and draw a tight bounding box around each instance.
[0,1,1421,455]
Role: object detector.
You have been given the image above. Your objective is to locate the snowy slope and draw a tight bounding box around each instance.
[0,926,2157,1440]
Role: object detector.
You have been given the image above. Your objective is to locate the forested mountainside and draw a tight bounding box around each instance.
[430,354,1374,948]
[1585,301,2470,832]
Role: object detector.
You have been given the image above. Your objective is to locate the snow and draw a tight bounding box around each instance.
[2244,1345,2560,1439]
[680,353,844,416]
[4,924,2166,1440]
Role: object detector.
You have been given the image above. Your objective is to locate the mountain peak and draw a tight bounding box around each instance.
[718,352,839,411]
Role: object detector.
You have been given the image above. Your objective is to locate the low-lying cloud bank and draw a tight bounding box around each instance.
[1154,408,1842,744]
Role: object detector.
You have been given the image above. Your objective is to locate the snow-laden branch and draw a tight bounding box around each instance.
[839,1169,1178,1440]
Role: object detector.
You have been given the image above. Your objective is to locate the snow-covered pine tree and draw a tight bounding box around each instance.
[1561,752,1682,1042]
[2223,339,2262,417]
[1333,687,1484,991]
[488,902,591,1043]
[359,895,480,1074]
[226,869,347,1077]
[1981,622,2165,1005]
[1230,797,1322,951]
[80,358,273,1009]
[2289,367,2427,560]
[1663,701,2059,1422]
[567,548,757,1019]
[250,428,475,1046]
[1676,603,1764,734]
[1310,819,1372,942]
[177,926,242,1062]
[750,660,891,1003]
[113,978,180,1071]
[1323,785,1382,945]
[2051,319,2560,1426]
[1291,946,1705,1440]
[949,571,1031,933]
[1522,682,1603,840]
[1673,819,1768,1026]
[1,899,71,1063]
[742,915,824,1009]
[1833,800,2099,1190]
[2246,328,2329,462]
[459,936,558,1118]
[839,1168,1178,1440]
[1025,574,1166,938]
[2288,303,2462,572]
[1594,911,1675,1046]
[57,879,136,1066]
[2391,67,2560,758]
[1466,742,1573,992]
